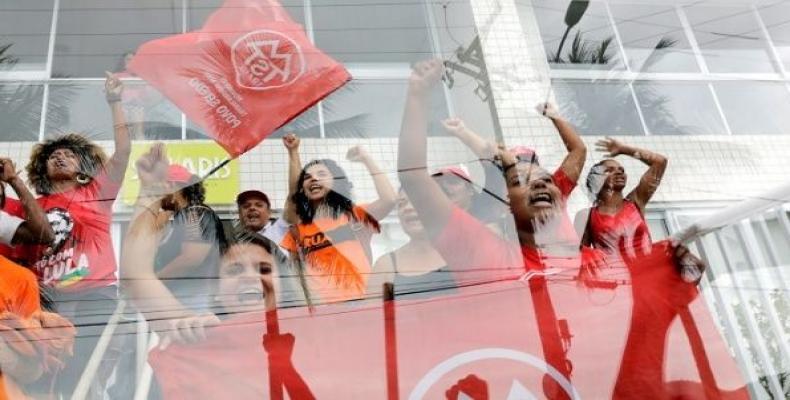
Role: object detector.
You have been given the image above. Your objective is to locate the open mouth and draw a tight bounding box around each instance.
[236,287,265,304]
[529,192,554,207]
[308,183,324,194]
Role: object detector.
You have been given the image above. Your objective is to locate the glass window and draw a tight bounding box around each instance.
[427,0,478,56]
[646,218,669,241]
[553,80,643,135]
[312,0,433,65]
[685,5,777,74]
[757,3,790,73]
[187,0,305,31]
[321,79,448,138]
[633,81,724,135]
[0,83,44,141]
[714,82,790,135]
[0,0,53,73]
[609,4,699,73]
[46,81,181,140]
[532,0,625,71]
[53,0,182,77]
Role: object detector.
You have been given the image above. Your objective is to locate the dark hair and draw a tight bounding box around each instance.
[292,159,355,224]
[180,179,207,206]
[224,230,287,268]
[27,133,108,195]
[236,190,270,208]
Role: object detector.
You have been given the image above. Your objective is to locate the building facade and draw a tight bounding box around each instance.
[1,0,789,397]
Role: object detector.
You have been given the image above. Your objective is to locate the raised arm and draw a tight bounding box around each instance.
[397,60,454,239]
[442,118,497,160]
[596,137,668,211]
[104,72,132,183]
[442,118,508,208]
[537,103,586,184]
[0,159,54,245]
[121,144,218,344]
[346,146,396,221]
[282,133,301,224]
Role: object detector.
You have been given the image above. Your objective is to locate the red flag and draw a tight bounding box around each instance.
[148,246,748,400]
[127,0,350,157]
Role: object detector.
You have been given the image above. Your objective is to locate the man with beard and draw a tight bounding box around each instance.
[154,164,227,312]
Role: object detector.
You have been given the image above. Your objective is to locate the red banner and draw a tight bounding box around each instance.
[128,0,350,157]
[149,248,748,399]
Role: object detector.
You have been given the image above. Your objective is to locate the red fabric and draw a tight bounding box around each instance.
[127,0,351,157]
[148,264,747,399]
[552,168,575,200]
[590,200,652,258]
[22,171,121,292]
[149,204,747,398]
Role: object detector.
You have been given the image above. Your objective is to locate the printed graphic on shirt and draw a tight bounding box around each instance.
[35,208,89,288]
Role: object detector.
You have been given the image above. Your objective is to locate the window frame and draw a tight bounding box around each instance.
[538,2,790,136]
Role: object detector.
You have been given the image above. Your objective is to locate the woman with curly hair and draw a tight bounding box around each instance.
[280,134,397,304]
[21,73,131,396]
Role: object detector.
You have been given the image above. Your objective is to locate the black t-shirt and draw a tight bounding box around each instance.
[155,204,226,311]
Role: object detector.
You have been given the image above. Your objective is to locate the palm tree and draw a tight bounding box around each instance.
[554,0,591,63]
[549,30,682,135]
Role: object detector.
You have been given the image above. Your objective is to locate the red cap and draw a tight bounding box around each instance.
[431,165,472,183]
[167,164,194,183]
[509,146,540,165]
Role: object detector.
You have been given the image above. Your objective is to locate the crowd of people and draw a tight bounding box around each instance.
[0,59,714,399]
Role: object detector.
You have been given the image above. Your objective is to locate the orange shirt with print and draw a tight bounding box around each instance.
[281,205,379,303]
[1,256,41,400]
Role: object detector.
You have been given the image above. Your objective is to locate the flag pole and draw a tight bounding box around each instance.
[526,275,573,400]
[383,282,400,400]
[264,309,284,400]
[200,157,232,181]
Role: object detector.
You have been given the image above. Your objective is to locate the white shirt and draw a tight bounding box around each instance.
[258,217,290,255]
[0,210,24,246]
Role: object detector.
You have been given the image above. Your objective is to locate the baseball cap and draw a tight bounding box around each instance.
[431,165,472,183]
[166,164,194,183]
[510,145,540,165]
[236,190,270,207]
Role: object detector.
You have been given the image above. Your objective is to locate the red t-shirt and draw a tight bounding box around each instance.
[23,171,121,292]
[553,168,575,200]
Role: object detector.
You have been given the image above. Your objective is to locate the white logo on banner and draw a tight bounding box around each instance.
[408,348,581,400]
[231,29,306,90]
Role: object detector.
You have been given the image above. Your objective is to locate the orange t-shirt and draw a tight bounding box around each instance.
[281,206,379,303]
[1,256,41,400]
